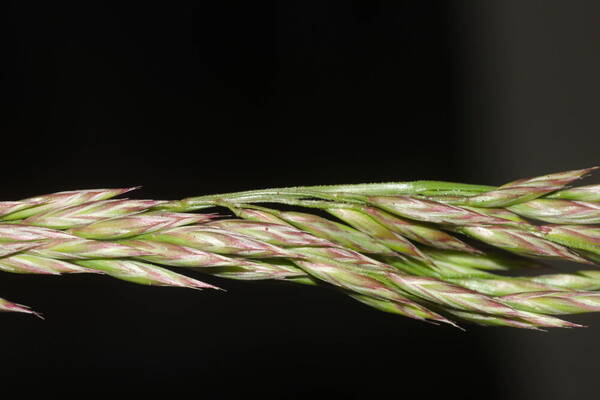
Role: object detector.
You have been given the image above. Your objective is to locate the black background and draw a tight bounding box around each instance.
[2,1,600,398]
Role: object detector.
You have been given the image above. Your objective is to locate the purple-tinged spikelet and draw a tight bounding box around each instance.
[443,310,558,330]
[24,199,166,229]
[508,199,600,224]
[539,225,600,256]
[0,254,97,274]
[528,270,600,291]
[385,273,578,328]
[348,292,460,327]
[277,211,397,256]
[548,184,600,202]
[205,261,306,281]
[296,246,397,272]
[461,206,531,225]
[0,224,76,241]
[75,259,219,289]
[3,188,139,221]
[449,277,567,296]
[205,219,335,248]
[425,249,543,271]
[362,206,480,253]
[139,226,293,258]
[0,242,43,258]
[230,207,295,226]
[27,238,151,260]
[500,290,600,315]
[293,257,455,326]
[0,201,44,218]
[68,211,216,239]
[459,226,591,263]
[457,167,598,208]
[327,207,430,261]
[124,239,260,268]
[368,196,521,227]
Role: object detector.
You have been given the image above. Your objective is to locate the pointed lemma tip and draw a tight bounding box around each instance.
[32,311,45,320]
[12,303,44,319]
[564,321,586,329]
[444,320,466,331]
[189,282,224,291]
[578,166,600,179]
[207,283,227,292]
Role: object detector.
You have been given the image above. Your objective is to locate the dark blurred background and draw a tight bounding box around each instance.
[1,1,599,398]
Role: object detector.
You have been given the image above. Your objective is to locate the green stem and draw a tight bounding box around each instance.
[158,181,496,212]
